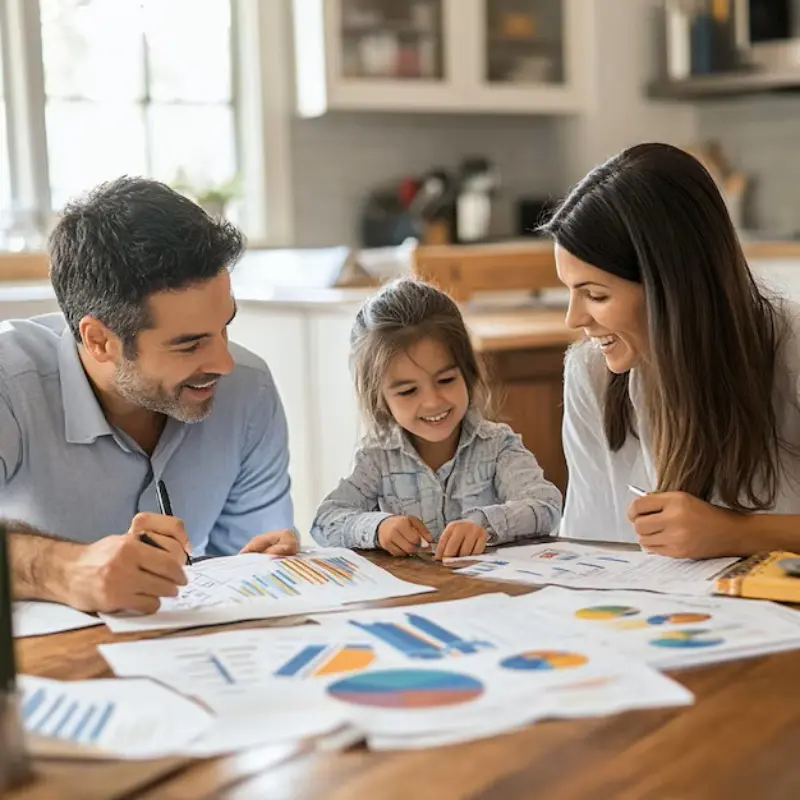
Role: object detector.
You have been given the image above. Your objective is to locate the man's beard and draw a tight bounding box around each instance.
[114,359,216,423]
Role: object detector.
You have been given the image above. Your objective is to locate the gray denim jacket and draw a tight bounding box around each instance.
[311,408,563,549]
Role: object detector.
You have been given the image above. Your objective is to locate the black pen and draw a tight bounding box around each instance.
[147,479,193,566]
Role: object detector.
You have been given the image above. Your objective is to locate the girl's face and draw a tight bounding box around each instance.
[381,336,469,448]
[556,244,649,374]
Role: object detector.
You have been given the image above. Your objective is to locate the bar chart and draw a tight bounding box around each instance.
[233,555,371,600]
[275,643,376,677]
[21,684,115,745]
[350,613,494,660]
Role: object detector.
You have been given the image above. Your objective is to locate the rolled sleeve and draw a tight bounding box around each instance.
[207,368,294,556]
[462,433,562,545]
[311,447,391,549]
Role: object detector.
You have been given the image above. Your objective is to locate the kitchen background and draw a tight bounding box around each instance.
[3,0,800,536]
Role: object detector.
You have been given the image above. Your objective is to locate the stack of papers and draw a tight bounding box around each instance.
[449,542,738,596]
[101,549,435,633]
[99,593,693,750]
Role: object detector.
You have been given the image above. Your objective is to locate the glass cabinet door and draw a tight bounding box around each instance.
[484,0,565,87]
[339,0,445,81]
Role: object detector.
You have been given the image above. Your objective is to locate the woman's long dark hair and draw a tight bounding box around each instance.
[542,142,786,511]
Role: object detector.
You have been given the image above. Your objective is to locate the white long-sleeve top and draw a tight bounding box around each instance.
[560,300,800,542]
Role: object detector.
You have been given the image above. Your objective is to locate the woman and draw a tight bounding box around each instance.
[543,142,800,559]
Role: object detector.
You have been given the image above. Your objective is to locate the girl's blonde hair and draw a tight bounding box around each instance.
[350,277,491,435]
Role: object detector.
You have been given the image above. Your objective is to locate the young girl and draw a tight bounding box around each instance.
[310,277,562,560]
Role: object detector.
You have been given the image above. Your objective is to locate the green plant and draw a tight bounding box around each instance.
[172,170,241,210]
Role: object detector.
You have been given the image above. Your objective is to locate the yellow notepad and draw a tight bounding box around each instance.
[715,551,800,602]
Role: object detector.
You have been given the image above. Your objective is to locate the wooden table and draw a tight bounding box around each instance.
[12,553,800,799]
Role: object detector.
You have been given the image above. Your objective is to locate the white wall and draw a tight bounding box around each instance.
[557,0,698,188]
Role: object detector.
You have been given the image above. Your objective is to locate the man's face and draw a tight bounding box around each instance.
[113,271,237,423]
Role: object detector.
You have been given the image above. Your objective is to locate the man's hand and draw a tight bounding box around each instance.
[434,520,490,560]
[62,512,190,614]
[377,516,433,556]
[240,529,299,556]
[627,492,745,559]
[127,512,190,564]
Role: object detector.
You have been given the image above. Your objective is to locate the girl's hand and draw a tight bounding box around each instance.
[377,516,433,556]
[627,492,745,559]
[434,520,489,561]
[239,529,299,556]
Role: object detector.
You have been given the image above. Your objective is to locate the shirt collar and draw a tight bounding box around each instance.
[380,406,490,460]
[58,329,117,445]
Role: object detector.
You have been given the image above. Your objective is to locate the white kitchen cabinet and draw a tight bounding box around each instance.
[229,302,362,542]
[293,0,590,116]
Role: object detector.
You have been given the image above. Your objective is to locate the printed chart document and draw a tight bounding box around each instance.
[17,675,213,759]
[449,542,739,595]
[13,601,103,638]
[99,624,411,705]
[519,586,800,668]
[101,549,435,633]
[101,593,692,750]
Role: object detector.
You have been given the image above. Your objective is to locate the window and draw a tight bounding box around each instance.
[40,0,236,209]
[0,34,10,221]
[0,0,293,246]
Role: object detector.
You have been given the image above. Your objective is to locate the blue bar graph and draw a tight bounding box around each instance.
[350,613,494,660]
[21,685,115,745]
[275,644,326,676]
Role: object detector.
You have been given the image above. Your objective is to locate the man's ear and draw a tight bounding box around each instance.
[78,316,123,364]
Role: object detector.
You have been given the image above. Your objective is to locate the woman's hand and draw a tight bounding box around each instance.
[627,492,746,559]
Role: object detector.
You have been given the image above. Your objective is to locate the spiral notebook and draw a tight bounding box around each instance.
[715,552,800,602]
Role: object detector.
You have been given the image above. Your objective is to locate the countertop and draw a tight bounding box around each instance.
[467,308,577,352]
[4,236,799,355]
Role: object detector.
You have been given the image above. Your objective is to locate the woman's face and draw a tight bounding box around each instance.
[556,244,649,373]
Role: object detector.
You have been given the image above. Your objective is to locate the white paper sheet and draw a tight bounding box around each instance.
[17,675,213,759]
[449,542,738,596]
[100,549,435,633]
[13,601,103,638]
[518,586,800,668]
[99,624,411,705]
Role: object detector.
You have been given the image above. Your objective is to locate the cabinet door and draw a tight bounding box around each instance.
[487,346,568,493]
[295,0,464,115]
[468,0,588,113]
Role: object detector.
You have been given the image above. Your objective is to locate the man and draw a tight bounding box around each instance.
[1,177,298,614]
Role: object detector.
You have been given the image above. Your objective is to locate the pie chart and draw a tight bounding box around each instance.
[501,650,589,671]
[574,605,639,621]
[327,669,484,709]
[646,613,712,626]
[649,629,724,649]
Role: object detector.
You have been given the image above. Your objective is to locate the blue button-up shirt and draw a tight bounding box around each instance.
[0,314,293,555]
[311,408,562,548]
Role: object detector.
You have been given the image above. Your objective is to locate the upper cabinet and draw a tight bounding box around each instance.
[292,0,589,116]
